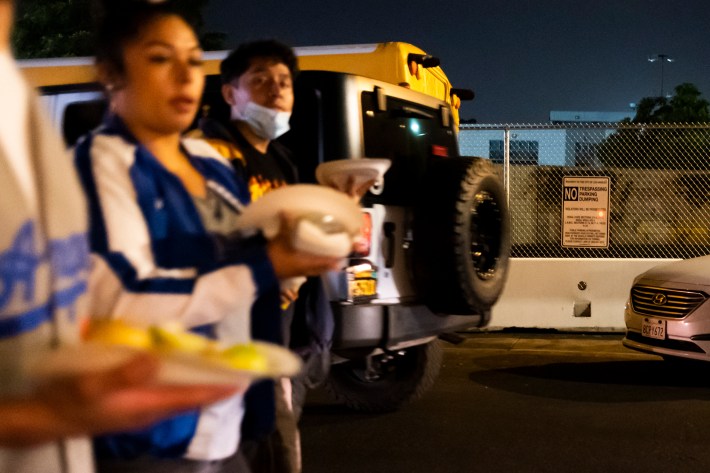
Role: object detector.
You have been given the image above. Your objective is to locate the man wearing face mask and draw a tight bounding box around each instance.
[201,39,298,201]
[198,40,323,473]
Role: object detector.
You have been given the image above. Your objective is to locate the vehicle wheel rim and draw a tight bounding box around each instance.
[469,190,503,280]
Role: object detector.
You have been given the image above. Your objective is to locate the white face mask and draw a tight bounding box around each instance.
[233,100,291,141]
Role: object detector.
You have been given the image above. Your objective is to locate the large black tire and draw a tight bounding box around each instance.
[412,157,511,315]
[323,339,443,413]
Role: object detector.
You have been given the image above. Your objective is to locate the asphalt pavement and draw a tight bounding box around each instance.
[300,331,710,473]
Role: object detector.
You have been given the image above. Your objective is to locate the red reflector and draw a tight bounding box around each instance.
[432,145,449,157]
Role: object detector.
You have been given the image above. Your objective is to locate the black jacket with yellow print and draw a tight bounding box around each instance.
[196,118,298,200]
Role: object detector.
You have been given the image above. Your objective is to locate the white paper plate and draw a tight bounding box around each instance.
[234,184,363,242]
[28,341,302,388]
[315,159,392,192]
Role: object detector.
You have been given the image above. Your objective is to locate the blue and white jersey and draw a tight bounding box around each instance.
[73,115,279,461]
[0,88,93,472]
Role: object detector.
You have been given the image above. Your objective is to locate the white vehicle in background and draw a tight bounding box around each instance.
[623,255,710,361]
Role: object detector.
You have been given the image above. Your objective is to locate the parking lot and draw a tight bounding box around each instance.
[301,331,710,473]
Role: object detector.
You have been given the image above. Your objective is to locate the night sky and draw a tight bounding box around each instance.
[204,0,710,124]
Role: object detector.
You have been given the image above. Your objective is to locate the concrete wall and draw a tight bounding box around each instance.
[489,258,677,331]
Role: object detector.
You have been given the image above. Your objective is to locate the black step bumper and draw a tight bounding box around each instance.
[331,302,486,350]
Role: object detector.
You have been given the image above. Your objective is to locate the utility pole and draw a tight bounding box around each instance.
[647,54,674,98]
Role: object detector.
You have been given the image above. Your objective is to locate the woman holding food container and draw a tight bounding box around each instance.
[72,1,354,471]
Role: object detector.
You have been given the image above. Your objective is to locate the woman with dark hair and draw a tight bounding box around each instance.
[74,1,340,471]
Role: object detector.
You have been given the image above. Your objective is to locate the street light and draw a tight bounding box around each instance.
[647,54,674,98]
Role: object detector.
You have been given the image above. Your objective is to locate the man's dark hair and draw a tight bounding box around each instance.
[220,39,298,85]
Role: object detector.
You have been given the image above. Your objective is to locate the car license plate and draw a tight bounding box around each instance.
[349,278,376,298]
[347,267,377,302]
[641,318,666,340]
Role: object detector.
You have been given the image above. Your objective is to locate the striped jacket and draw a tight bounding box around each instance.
[73,114,278,461]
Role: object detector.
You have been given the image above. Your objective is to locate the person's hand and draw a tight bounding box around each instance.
[266,214,344,280]
[280,288,299,307]
[26,353,238,444]
[280,276,305,308]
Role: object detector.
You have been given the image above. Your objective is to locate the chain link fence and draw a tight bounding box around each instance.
[459,123,710,259]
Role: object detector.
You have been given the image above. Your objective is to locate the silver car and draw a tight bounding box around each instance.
[623,255,710,361]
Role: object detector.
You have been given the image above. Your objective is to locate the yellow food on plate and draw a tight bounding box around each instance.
[150,326,218,354]
[84,320,153,349]
[220,344,269,372]
[83,320,271,375]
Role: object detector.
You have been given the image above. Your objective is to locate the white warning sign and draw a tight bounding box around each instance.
[561,176,610,248]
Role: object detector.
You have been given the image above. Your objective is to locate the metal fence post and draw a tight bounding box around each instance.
[503,126,511,207]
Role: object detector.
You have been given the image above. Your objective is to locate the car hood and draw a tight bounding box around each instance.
[638,255,710,287]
